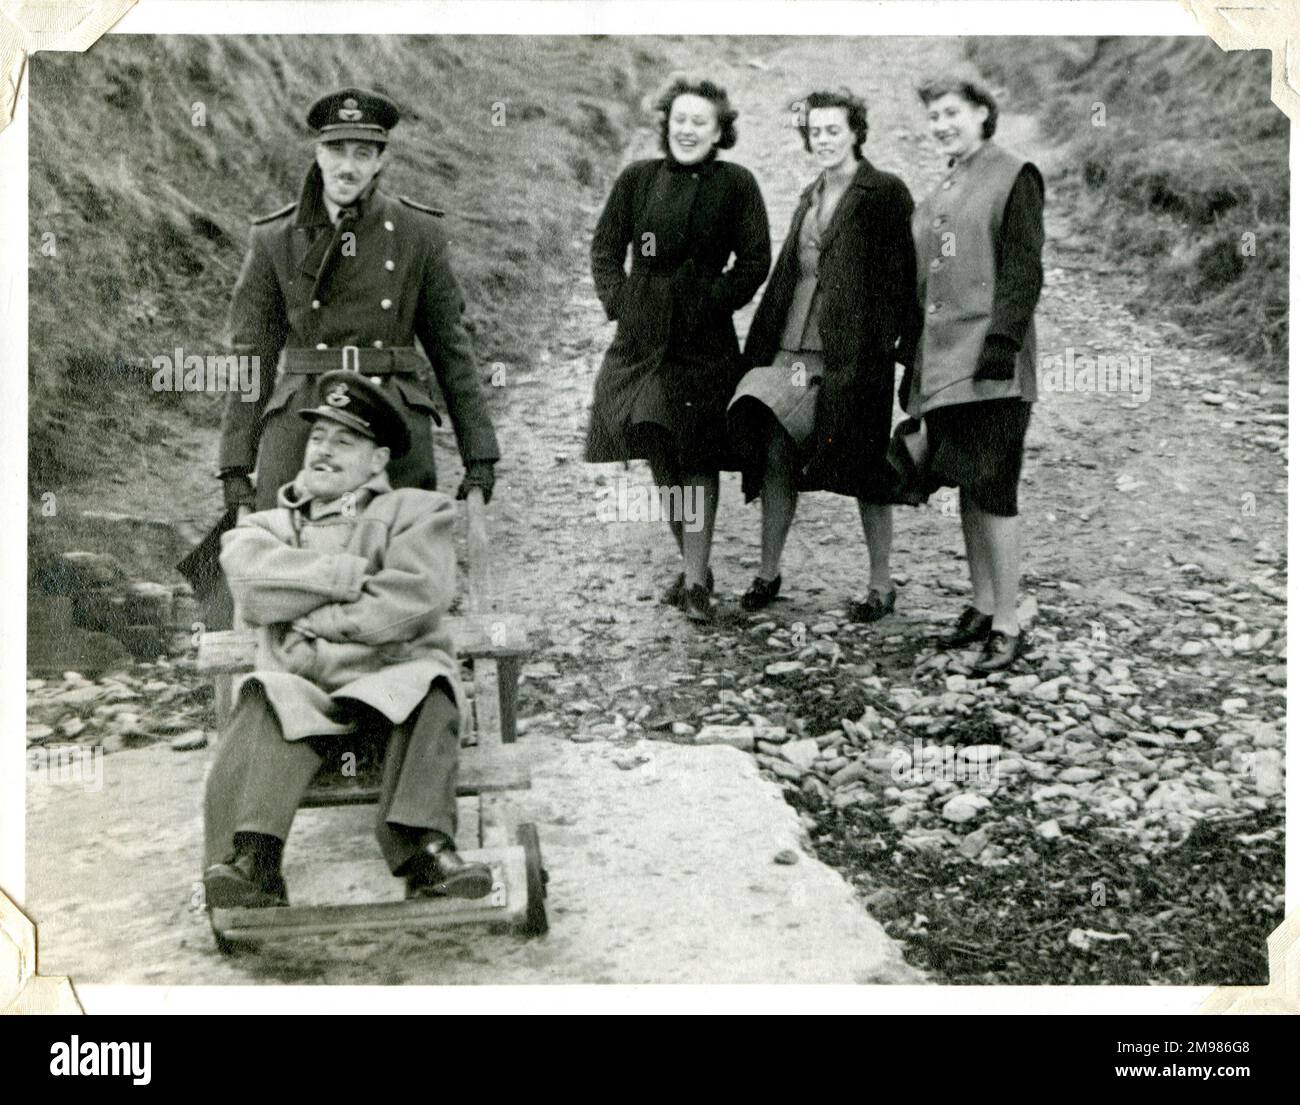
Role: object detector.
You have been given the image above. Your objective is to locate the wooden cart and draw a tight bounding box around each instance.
[196,489,546,951]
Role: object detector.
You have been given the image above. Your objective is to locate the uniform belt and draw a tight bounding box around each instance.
[281,347,426,375]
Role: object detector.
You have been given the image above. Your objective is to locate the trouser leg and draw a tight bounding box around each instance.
[374,683,460,873]
[202,685,323,868]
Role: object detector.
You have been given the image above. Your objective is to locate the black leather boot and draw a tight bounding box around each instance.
[402,835,494,900]
[204,832,288,909]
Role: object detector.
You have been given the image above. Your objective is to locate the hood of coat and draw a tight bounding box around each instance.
[279,469,393,516]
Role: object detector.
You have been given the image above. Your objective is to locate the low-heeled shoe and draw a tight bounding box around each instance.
[740,574,781,612]
[972,629,1025,674]
[940,605,993,649]
[847,588,896,624]
[662,566,714,607]
[681,582,715,623]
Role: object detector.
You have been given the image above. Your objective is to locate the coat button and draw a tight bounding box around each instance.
[315,342,328,350]
[381,298,392,309]
[385,260,395,271]
[931,216,945,230]
[927,302,940,314]
[384,220,394,231]
[311,299,321,309]
[929,258,943,271]
[373,340,384,348]
[941,179,953,189]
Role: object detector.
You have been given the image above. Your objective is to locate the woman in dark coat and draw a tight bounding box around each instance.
[729,89,920,619]
[902,74,1045,673]
[586,78,771,623]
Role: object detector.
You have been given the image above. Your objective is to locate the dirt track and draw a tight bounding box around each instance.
[26,36,1286,988]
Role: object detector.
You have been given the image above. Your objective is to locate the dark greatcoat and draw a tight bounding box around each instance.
[741,157,922,501]
[218,165,500,511]
[585,154,771,468]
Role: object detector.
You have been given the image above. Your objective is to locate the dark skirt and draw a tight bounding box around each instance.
[588,360,739,473]
[924,397,1032,516]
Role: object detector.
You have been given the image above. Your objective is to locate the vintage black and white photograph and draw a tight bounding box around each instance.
[8,0,1291,1006]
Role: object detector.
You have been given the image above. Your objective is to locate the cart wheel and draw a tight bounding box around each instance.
[210,915,240,956]
[516,822,548,937]
[209,912,260,956]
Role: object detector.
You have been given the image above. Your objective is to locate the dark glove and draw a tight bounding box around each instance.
[974,334,1019,381]
[897,365,914,410]
[219,469,255,511]
[456,461,496,505]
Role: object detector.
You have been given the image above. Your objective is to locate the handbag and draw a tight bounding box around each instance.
[886,416,932,506]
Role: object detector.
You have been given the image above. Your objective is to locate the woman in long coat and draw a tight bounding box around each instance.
[729,89,920,618]
[586,78,771,623]
[902,74,1045,673]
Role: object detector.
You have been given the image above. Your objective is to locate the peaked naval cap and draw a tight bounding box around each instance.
[307,87,400,144]
[298,370,411,457]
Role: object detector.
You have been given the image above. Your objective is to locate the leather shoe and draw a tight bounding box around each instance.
[972,629,1025,674]
[940,605,993,649]
[740,574,781,611]
[404,838,494,900]
[204,850,288,909]
[662,566,714,607]
[847,588,896,624]
[681,582,715,623]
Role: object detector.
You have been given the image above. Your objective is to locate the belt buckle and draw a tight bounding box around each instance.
[340,345,360,373]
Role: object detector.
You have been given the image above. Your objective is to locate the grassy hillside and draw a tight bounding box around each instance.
[964,36,1287,371]
[28,34,661,493]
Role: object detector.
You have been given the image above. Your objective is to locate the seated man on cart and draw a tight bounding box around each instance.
[203,370,492,908]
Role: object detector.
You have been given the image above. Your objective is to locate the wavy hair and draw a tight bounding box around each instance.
[916,75,999,139]
[655,78,738,153]
[797,88,869,159]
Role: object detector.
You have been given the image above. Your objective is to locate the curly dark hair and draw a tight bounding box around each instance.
[916,75,999,139]
[796,89,869,159]
[655,78,738,153]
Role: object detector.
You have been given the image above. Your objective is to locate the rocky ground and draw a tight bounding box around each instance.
[26,36,1286,986]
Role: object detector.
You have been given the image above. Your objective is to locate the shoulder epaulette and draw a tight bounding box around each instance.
[399,195,446,217]
[250,201,297,225]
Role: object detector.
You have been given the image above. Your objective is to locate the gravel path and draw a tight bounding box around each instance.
[25,36,1285,988]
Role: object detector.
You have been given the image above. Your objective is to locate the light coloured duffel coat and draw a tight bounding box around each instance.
[218,471,464,741]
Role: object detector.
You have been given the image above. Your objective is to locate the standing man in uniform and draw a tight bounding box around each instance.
[217,87,499,517]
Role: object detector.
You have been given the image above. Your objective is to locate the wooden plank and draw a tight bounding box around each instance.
[497,655,522,744]
[478,793,511,850]
[212,673,234,737]
[197,613,531,676]
[300,744,529,808]
[473,657,504,749]
[211,846,527,940]
[458,743,530,792]
[464,486,491,614]
[456,794,481,853]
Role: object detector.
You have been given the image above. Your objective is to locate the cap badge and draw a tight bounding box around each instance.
[325,382,351,407]
[338,97,363,122]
